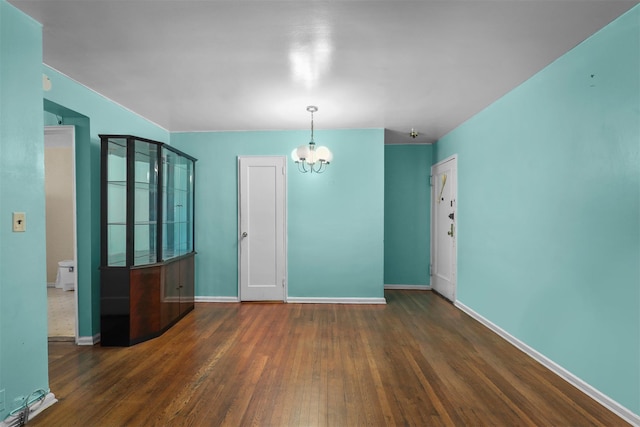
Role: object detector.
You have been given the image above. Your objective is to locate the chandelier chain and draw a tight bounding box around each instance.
[308,106,317,144]
[293,105,330,173]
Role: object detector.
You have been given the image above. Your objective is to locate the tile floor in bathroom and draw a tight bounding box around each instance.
[47,287,75,341]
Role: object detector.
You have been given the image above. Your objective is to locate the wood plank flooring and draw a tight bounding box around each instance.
[31,290,629,426]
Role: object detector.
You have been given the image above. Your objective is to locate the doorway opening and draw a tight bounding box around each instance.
[45,126,78,342]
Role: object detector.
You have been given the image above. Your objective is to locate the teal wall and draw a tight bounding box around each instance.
[3,0,635,420]
[384,144,432,286]
[171,129,385,299]
[42,66,169,339]
[0,1,48,418]
[435,6,639,414]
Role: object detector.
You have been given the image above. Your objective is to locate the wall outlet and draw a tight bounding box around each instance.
[12,212,26,232]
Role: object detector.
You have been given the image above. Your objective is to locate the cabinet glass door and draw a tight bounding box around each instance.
[133,140,159,266]
[106,138,127,266]
[162,148,194,260]
[176,154,194,256]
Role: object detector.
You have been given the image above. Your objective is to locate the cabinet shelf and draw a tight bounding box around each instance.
[100,134,197,347]
[108,181,158,187]
[108,221,160,225]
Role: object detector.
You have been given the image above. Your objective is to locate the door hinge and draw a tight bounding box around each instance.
[429,175,433,187]
[282,279,285,288]
[282,166,285,175]
[429,264,433,276]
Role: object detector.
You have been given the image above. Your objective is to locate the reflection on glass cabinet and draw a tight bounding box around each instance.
[101,135,196,268]
[133,140,158,266]
[100,134,197,347]
[106,138,127,266]
[162,147,194,260]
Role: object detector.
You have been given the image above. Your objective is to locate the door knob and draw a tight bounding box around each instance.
[242,232,248,238]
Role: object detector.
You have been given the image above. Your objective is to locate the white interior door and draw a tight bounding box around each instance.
[431,155,457,301]
[238,156,286,301]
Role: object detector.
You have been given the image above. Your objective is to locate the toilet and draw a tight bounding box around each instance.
[56,260,75,291]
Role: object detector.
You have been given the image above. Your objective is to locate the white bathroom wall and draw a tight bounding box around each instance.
[45,131,74,284]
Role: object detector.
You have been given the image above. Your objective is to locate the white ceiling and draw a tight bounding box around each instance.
[9,0,637,144]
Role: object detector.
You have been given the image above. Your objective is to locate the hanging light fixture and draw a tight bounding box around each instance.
[291,106,332,173]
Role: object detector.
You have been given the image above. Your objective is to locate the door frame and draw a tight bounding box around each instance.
[430,153,458,302]
[45,125,79,343]
[237,155,288,302]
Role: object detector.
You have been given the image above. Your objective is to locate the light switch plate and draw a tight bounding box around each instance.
[13,212,26,232]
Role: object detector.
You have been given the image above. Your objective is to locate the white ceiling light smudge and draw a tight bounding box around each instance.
[288,19,333,89]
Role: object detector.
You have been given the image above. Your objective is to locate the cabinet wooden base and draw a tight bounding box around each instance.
[100,253,195,347]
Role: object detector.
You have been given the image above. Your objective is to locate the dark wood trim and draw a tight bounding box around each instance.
[125,136,135,266]
[98,134,197,162]
[156,145,163,263]
[100,138,106,267]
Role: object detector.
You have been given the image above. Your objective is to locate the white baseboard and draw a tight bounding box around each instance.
[195,296,240,303]
[194,297,387,304]
[286,297,386,304]
[384,284,432,290]
[455,300,640,426]
[77,333,100,346]
[47,282,56,288]
[26,392,57,420]
[0,392,57,427]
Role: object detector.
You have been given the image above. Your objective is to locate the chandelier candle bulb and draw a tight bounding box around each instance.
[315,146,332,163]
[296,145,311,161]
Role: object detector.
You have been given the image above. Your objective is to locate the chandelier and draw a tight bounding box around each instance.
[291,106,332,173]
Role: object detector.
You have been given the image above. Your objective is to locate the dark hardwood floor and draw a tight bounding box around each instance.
[31,290,629,426]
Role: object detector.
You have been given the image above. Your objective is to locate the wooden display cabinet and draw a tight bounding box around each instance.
[100,135,196,346]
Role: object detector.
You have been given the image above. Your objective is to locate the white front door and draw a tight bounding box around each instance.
[431,155,457,301]
[238,156,286,301]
